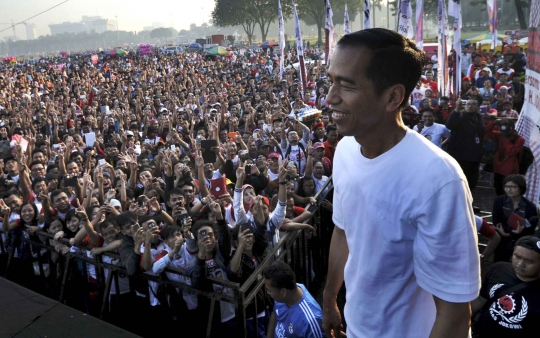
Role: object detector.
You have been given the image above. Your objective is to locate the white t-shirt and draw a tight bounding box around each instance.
[413,123,451,148]
[332,130,480,338]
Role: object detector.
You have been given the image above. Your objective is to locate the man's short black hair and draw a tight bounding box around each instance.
[337,28,424,109]
[326,124,337,133]
[31,177,46,191]
[50,189,68,203]
[30,160,43,169]
[263,261,296,291]
[116,211,137,229]
[166,188,186,202]
[337,28,425,108]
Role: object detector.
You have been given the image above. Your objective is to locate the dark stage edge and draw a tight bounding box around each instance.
[0,277,139,338]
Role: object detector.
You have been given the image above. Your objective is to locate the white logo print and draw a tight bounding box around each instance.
[487,285,529,330]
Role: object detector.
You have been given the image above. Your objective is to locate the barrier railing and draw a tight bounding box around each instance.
[0,176,335,337]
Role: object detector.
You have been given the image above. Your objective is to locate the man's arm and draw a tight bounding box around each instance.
[267,309,277,338]
[429,296,471,338]
[471,296,487,318]
[322,227,348,338]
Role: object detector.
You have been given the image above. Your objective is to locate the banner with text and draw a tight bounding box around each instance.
[515,0,540,203]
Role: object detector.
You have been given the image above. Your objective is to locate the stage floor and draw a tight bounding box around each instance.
[0,277,139,338]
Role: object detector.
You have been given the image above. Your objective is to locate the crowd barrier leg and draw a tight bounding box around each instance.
[59,254,72,303]
[206,298,216,338]
[100,270,114,319]
[237,289,247,338]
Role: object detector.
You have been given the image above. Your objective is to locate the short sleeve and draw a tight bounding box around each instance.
[332,183,344,230]
[413,178,480,303]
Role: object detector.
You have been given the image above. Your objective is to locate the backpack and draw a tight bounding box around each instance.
[519,146,534,175]
[284,142,306,172]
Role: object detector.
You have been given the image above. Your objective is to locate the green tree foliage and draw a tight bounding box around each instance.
[213,0,292,44]
[149,27,173,39]
[295,0,363,45]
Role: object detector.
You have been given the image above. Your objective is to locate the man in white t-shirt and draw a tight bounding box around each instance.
[413,109,451,148]
[322,29,480,338]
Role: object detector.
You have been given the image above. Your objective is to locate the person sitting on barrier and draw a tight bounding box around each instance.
[228,209,271,338]
[264,260,325,338]
[190,205,237,337]
[234,158,288,250]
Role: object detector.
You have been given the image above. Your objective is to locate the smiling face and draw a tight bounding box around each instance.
[67,216,80,232]
[20,204,36,223]
[326,46,389,142]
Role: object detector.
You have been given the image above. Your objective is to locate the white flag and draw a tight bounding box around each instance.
[364,0,371,29]
[487,0,498,49]
[344,4,351,34]
[325,0,335,63]
[415,0,424,50]
[278,0,285,80]
[448,0,462,94]
[437,0,450,96]
[397,0,413,39]
[293,1,307,92]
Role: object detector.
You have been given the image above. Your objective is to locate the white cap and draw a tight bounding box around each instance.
[109,199,121,208]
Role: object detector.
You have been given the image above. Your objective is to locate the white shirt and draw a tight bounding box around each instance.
[332,130,480,338]
[413,123,451,148]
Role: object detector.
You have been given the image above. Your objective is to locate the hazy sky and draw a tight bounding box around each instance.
[0,0,215,39]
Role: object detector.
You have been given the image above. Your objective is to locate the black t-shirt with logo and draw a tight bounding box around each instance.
[476,262,540,337]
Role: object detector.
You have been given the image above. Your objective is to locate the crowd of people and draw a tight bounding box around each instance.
[0,27,537,338]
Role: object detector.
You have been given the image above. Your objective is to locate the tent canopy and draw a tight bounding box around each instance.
[466,32,510,43]
[260,40,279,48]
[207,46,229,56]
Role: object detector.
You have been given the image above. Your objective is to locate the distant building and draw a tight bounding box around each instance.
[49,16,115,35]
[49,22,86,35]
[81,16,115,33]
[2,36,19,42]
[26,23,37,40]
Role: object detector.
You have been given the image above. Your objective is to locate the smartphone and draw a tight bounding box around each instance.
[98,159,106,166]
[170,144,176,151]
[239,222,253,234]
[200,230,208,238]
[137,196,146,207]
[132,223,141,232]
[63,174,78,187]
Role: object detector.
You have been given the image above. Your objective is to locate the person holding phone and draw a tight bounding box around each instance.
[492,175,538,263]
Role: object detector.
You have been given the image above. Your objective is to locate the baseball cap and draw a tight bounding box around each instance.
[250,196,270,209]
[313,142,325,150]
[226,178,234,186]
[259,141,271,148]
[482,67,491,72]
[268,152,281,160]
[109,199,122,208]
[515,236,540,255]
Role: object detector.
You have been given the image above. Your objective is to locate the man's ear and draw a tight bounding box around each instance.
[384,84,406,113]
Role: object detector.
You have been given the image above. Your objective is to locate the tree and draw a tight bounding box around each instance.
[213,0,291,44]
[149,27,173,39]
[296,0,362,46]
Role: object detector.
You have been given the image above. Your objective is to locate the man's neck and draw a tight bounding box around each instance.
[355,116,407,159]
[285,285,304,307]
[7,171,18,177]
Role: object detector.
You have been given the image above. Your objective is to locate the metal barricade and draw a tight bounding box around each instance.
[0,176,336,337]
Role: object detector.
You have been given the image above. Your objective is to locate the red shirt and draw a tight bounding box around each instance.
[484,121,525,176]
[323,140,338,162]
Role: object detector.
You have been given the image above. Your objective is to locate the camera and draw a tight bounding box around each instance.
[63,174,78,187]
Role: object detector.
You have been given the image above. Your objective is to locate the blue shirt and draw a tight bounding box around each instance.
[273,284,325,338]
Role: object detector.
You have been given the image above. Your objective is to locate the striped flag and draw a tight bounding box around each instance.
[278,0,285,80]
[344,4,351,34]
[397,0,413,39]
[437,0,450,96]
[487,0,498,49]
[448,0,462,95]
[364,0,371,29]
[293,1,307,93]
[325,0,335,63]
[415,0,424,50]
